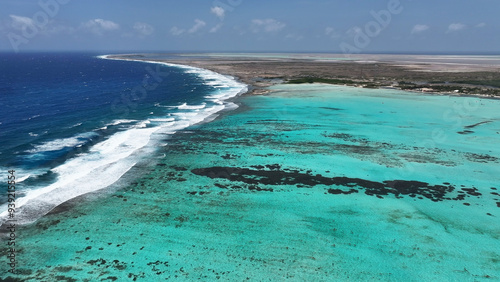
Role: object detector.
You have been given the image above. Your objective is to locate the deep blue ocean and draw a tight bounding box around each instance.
[0,53,246,223]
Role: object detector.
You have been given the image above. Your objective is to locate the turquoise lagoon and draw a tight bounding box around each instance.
[5,84,500,281]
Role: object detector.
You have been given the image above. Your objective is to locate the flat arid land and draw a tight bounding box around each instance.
[110,53,500,97]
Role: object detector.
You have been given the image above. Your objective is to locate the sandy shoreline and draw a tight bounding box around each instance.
[108,53,500,98]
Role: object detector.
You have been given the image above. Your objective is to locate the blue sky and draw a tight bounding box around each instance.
[1,0,499,53]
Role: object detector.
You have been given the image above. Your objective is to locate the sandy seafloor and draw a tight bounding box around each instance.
[5,84,500,281]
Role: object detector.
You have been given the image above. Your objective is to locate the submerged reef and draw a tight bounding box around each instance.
[192,165,492,204]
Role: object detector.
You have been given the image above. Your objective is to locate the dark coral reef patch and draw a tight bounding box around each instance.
[192,166,484,203]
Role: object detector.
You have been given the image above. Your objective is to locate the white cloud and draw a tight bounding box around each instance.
[133,22,154,36]
[8,15,74,36]
[81,19,119,35]
[447,23,466,32]
[285,33,304,41]
[170,26,185,36]
[211,6,225,20]
[233,26,247,36]
[9,15,35,31]
[188,19,206,33]
[251,19,286,33]
[210,23,223,33]
[44,24,75,35]
[346,26,363,36]
[476,22,486,28]
[325,27,340,38]
[411,24,429,34]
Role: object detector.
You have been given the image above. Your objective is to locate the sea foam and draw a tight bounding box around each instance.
[26,132,99,154]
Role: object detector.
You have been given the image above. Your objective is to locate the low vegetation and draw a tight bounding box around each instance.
[285,77,500,97]
[453,80,500,88]
[286,77,355,85]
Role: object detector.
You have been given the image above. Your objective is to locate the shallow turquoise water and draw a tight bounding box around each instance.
[2,84,499,281]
